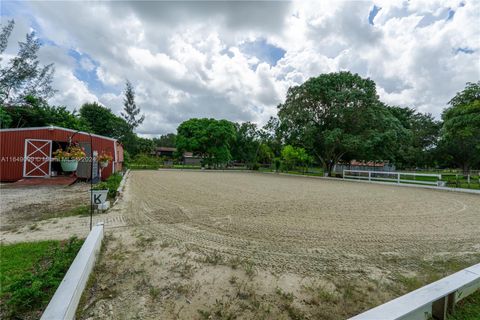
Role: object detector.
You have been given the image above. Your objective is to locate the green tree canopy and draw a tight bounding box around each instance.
[277,71,408,173]
[135,136,155,155]
[231,122,260,168]
[176,118,236,167]
[1,96,86,130]
[281,145,313,171]
[0,20,55,105]
[387,106,441,169]
[79,102,130,139]
[257,143,274,164]
[440,82,480,173]
[153,133,177,147]
[448,82,480,108]
[78,102,143,156]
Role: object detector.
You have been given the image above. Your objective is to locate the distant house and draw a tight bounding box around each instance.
[183,152,202,166]
[334,160,395,173]
[152,147,176,158]
[152,146,202,165]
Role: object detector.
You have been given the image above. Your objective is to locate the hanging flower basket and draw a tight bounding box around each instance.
[98,151,113,169]
[61,159,79,172]
[53,144,86,172]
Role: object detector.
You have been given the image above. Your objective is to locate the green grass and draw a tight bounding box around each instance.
[42,205,90,220]
[448,290,480,320]
[129,164,160,170]
[0,238,83,319]
[0,241,58,290]
[172,164,202,169]
[259,166,326,177]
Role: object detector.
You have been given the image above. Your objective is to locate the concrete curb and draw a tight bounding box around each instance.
[116,169,130,194]
[41,223,104,320]
[262,171,480,195]
[113,169,130,206]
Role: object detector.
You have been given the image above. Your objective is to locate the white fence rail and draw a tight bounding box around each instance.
[343,170,442,186]
[41,223,104,320]
[350,263,480,320]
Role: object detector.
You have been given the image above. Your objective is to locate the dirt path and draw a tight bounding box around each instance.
[0,183,128,243]
[78,170,480,319]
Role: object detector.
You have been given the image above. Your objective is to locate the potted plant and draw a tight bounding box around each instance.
[92,181,109,205]
[98,152,113,168]
[53,144,86,172]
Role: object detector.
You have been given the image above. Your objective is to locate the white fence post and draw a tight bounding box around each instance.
[368,171,371,181]
[397,173,400,184]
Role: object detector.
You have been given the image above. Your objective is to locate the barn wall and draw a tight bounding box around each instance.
[0,128,122,182]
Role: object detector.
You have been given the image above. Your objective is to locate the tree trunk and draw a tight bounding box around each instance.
[326,160,335,176]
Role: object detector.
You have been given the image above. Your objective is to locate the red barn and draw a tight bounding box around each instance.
[0,126,123,182]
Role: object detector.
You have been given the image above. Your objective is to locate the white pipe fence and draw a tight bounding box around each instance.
[343,169,442,186]
[350,263,480,320]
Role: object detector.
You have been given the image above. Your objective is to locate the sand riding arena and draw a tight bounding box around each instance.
[80,170,480,319]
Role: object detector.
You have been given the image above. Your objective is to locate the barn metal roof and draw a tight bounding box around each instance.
[0,126,118,142]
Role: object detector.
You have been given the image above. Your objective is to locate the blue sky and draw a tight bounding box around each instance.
[1,0,479,136]
[240,39,286,67]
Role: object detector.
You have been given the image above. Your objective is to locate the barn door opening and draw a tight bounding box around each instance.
[76,142,99,180]
[23,139,52,178]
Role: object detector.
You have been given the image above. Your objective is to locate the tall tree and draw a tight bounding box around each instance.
[79,102,144,156]
[176,118,236,167]
[260,116,283,157]
[388,106,441,169]
[79,102,133,139]
[439,82,480,174]
[135,136,155,154]
[0,20,55,105]
[153,133,177,147]
[277,71,408,174]
[121,80,144,129]
[231,122,260,168]
[1,96,85,130]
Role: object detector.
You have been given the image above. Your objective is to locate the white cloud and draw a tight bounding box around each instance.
[2,0,478,135]
[49,67,98,108]
[79,57,95,72]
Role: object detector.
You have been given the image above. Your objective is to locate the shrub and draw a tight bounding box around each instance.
[123,149,131,168]
[274,158,281,172]
[133,154,161,166]
[93,172,123,198]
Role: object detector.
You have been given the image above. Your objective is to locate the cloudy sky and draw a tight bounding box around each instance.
[1,0,479,136]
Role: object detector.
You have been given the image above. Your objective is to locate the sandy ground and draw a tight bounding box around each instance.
[118,171,480,273]
[75,170,480,319]
[0,183,127,243]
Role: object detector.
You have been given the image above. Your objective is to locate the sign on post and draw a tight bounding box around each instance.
[91,190,108,205]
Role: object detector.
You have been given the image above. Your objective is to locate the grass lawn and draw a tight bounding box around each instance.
[0,238,83,319]
[449,290,480,320]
